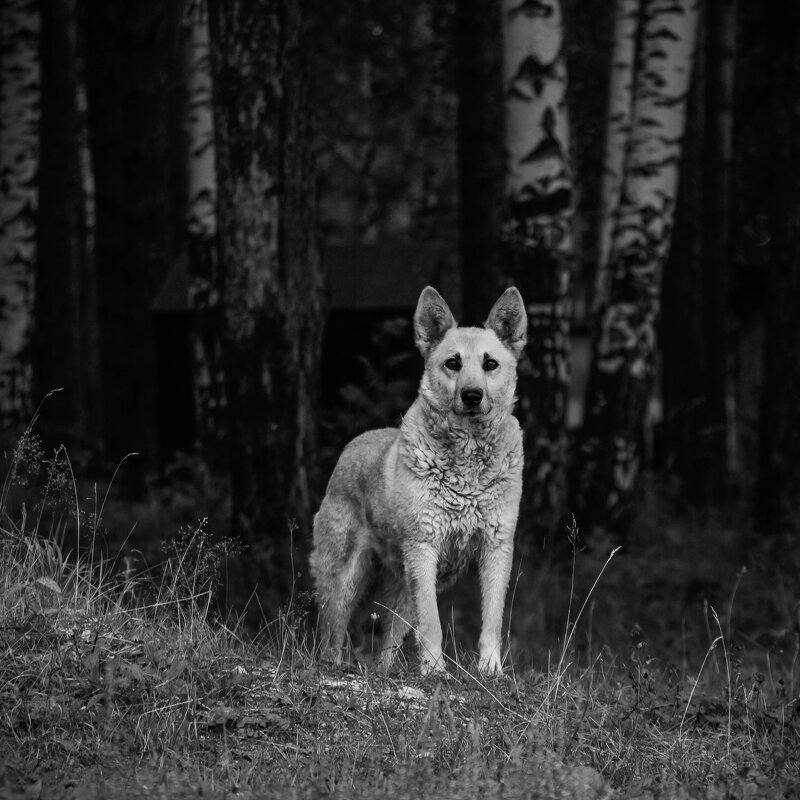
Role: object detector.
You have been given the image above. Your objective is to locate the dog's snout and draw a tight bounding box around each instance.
[461,388,483,408]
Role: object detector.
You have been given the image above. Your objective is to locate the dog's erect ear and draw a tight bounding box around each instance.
[414,286,456,357]
[485,287,527,358]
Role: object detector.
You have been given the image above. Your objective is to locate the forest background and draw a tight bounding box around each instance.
[1,0,799,667]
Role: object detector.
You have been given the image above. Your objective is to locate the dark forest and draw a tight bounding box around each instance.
[1,0,799,796]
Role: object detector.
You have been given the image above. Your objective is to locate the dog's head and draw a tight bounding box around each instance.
[414,286,527,421]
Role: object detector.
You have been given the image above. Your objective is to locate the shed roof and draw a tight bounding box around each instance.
[152,242,447,313]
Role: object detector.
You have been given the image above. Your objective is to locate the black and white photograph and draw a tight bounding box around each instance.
[1,0,798,796]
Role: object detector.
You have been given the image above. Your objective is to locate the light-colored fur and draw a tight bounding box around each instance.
[310,286,527,675]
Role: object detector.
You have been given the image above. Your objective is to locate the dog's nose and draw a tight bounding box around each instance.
[461,388,483,408]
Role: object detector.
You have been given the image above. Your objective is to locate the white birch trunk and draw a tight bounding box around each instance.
[185,0,217,241]
[0,0,39,423]
[599,0,701,377]
[501,0,573,254]
[580,0,701,523]
[501,0,574,534]
[608,0,701,286]
[596,0,642,303]
[183,0,227,459]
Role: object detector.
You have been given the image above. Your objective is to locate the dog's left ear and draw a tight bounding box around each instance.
[414,286,457,357]
[485,287,527,358]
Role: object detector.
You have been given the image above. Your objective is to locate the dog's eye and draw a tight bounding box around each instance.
[483,358,499,372]
[444,356,461,371]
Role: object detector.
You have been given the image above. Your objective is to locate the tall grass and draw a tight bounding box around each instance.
[1,426,798,799]
[0,423,247,777]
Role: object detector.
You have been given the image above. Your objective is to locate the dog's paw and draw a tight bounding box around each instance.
[375,646,401,674]
[477,651,504,676]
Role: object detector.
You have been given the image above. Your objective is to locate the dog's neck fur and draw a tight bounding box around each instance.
[400,394,517,482]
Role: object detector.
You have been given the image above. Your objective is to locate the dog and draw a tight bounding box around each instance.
[310,286,527,675]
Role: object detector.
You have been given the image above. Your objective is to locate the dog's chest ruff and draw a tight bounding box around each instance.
[402,418,521,553]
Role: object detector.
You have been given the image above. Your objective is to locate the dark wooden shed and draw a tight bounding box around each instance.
[151,242,453,458]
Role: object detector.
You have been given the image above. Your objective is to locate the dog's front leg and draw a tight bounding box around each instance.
[477,540,514,674]
[405,543,445,674]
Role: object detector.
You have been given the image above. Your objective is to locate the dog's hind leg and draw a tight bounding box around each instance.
[316,536,373,663]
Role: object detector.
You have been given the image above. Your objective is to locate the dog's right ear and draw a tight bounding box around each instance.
[414,286,456,357]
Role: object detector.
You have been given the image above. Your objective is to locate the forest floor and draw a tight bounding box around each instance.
[1,441,799,799]
[2,531,799,799]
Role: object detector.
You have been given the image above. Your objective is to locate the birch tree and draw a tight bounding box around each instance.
[208,0,324,608]
[596,0,641,285]
[0,0,39,427]
[501,0,575,537]
[182,0,227,467]
[576,0,701,528]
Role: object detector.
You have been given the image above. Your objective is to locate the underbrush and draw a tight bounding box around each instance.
[0,516,247,770]
[1,429,799,799]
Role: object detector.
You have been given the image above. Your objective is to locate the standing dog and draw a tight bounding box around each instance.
[310,286,527,674]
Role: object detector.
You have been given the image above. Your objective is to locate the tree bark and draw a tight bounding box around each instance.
[208,0,324,610]
[595,0,641,289]
[661,0,737,506]
[500,0,575,541]
[35,0,101,450]
[701,0,737,498]
[0,0,39,429]
[182,0,227,469]
[757,6,800,544]
[576,0,700,531]
[660,33,706,496]
[455,0,505,324]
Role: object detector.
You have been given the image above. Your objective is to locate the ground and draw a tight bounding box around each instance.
[1,575,798,800]
[1,441,799,799]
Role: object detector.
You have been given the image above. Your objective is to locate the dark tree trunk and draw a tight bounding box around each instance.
[35,0,101,451]
[454,0,505,324]
[84,1,179,488]
[208,0,324,613]
[662,0,737,506]
[700,0,736,501]
[757,7,800,543]
[660,26,706,499]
